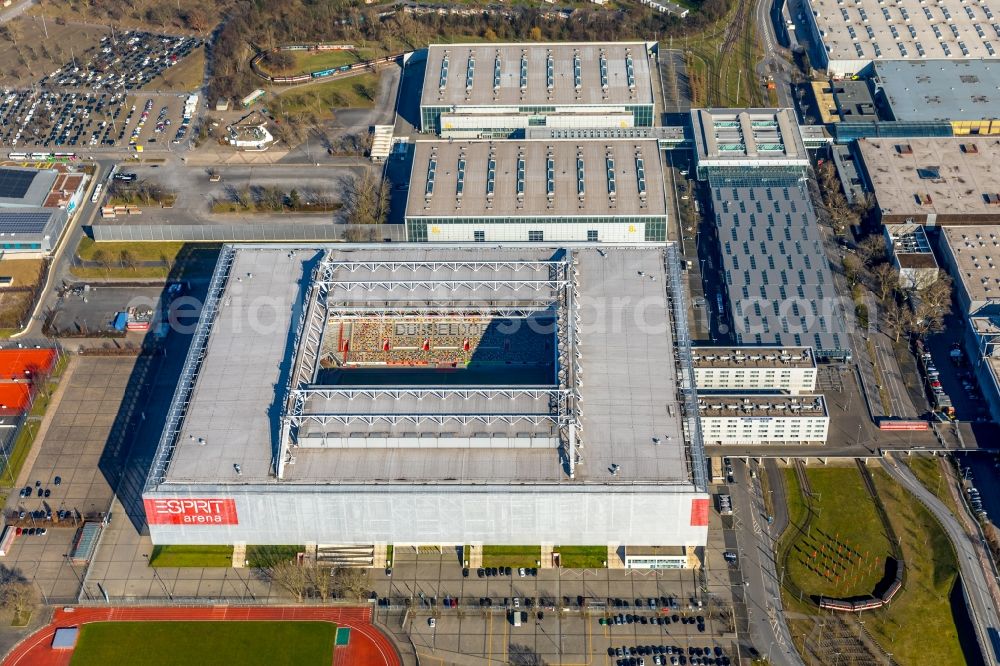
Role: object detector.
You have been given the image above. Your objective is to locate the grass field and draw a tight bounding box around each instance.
[72,238,220,280]
[145,47,205,91]
[675,0,766,108]
[148,545,234,568]
[482,546,541,568]
[557,546,607,568]
[70,621,337,666]
[779,466,893,599]
[247,545,303,568]
[272,72,381,120]
[905,455,959,515]
[864,470,964,666]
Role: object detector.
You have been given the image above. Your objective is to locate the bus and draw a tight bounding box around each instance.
[0,526,14,557]
[241,89,266,108]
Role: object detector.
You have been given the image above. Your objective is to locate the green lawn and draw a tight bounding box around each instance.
[70,621,337,666]
[557,546,607,568]
[247,545,303,568]
[72,238,220,280]
[272,72,380,120]
[148,545,234,568]
[904,455,959,515]
[284,49,372,74]
[866,471,964,666]
[482,546,541,568]
[779,466,893,599]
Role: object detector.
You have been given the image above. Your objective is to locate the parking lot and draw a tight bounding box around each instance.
[1,30,201,151]
[48,284,166,337]
[1,357,138,604]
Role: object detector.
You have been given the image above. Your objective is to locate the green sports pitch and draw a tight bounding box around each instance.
[70,621,337,665]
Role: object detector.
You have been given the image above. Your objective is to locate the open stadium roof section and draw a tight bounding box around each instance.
[855,137,1000,224]
[690,109,809,174]
[710,180,851,360]
[803,0,1000,76]
[149,244,701,489]
[405,139,667,221]
[0,167,58,208]
[421,42,655,110]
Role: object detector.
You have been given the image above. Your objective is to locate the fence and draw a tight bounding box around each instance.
[89,223,407,243]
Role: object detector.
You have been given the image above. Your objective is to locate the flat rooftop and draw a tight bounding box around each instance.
[692,346,815,368]
[711,181,850,356]
[421,42,655,109]
[157,245,692,488]
[0,167,58,208]
[405,139,667,219]
[856,138,1000,220]
[806,0,999,65]
[871,60,1000,122]
[942,226,1000,304]
[697,394,828,417]
[691,108,808,167]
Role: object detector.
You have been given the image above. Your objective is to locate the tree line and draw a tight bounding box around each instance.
[207,0,731,103]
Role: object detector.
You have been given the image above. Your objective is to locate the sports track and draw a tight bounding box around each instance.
[3,606,399,666]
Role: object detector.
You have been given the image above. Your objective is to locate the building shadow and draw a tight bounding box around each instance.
[96,244,219,536]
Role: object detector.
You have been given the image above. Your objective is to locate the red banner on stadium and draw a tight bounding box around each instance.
[144,498,239,525]
[689,498,709,527]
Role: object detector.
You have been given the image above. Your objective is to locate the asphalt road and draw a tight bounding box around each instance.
[730,459,805,666]
[881,455,1000,666]
[754,0,794,108]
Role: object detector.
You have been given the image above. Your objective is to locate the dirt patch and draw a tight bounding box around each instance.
[0,17,109,87]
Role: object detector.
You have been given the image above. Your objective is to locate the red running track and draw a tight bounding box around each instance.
[3,606,399,666]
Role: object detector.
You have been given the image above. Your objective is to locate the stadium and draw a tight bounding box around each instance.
[143,244,708,559]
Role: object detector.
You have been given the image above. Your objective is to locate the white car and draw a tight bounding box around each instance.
[518,567,526,577]
[427,618,436,628]
[513,598,520,608]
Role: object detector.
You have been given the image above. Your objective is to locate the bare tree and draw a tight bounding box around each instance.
[344,171,389,226]
[305,565,332,601]
[331,567,368,601]
[857,235,887,267]
[842,254,865,288]
[883,299,908,343]
[262,560,311,602]
[0,566,35,621]
[91,249,112,273]
[918,272,954,316]
[871,262,900,303]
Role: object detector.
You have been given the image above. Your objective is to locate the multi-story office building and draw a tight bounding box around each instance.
[693,347,818,394]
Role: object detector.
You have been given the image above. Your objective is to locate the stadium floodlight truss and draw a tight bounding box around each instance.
[325,305,555,319]
[328,279,568,294]
[277,252,581,480]
[321,260,566,274]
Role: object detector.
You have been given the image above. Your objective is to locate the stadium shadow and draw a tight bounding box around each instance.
[96,245,219,535]
[266,251,325,470]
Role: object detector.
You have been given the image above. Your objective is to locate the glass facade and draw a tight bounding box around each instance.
[627,104,654,127]
[422,103,654,133]
[703,166,806,187]
[831,121,952,144]
[406,216,667,242]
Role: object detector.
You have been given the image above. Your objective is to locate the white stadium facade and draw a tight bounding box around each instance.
[143,244,709,557]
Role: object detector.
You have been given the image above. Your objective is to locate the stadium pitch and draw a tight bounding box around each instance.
[70,621,337,666]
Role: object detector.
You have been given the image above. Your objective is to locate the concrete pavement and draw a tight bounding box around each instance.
[729,459,805,666]
[881,455,1000,666]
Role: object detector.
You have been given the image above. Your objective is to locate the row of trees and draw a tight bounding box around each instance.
[260,561,369,603]
[207,0,731,103]
[843,234,953,343]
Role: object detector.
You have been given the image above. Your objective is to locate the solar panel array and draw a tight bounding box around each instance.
[0,169,38,200]
[0,211,53,235]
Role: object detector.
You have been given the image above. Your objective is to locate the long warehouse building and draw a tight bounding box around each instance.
[143,244,709,556]
[405,139,668,242]
[419,42,656,138]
